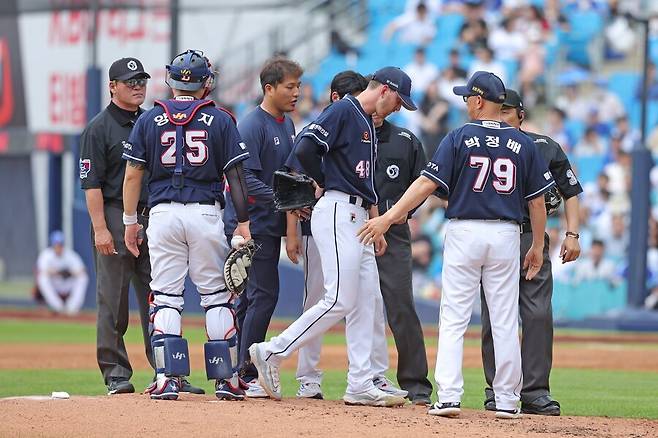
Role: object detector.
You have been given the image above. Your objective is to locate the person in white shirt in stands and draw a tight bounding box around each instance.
[468,46,507,85]
[572,239,619,286]
[35,230,88,315]
[383,2,437,46]
[404,47,439,94]
[488,17,527,62]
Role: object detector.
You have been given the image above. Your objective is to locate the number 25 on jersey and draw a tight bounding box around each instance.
[160,130,209,166]
[470,156,516,193]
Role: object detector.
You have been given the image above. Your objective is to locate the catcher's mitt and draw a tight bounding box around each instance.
[273,170,317,212]
[544,185,563,216]
[224,240,258,296]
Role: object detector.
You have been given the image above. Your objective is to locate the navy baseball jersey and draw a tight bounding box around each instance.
[300,95,378,205]
[224,106,296,236]
[122,98,249,207]
[421,120,554,223]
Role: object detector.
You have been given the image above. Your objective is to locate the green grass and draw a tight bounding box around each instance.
[0,279,33,299]
[2,318,658,419]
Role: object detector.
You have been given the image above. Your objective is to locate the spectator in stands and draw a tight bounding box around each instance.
[404,47,439,94]
[585,108,612,138]
[582,172,611,220]
[295,83,319,126]
[417,81,450,157]
[601,213,629,257]
[555,84,591,122]
[468,45,507,84]
[635,62,658,100]
[574,127,607,157]
[572,239,619,286]
[544,107,572,152]
[603,150,631,196]
[436,64,466,108]
[34,231,88,316]
[590,78,626,123]
[405,0,444,15]
[410,220,440,300]
[447,48,468,79]
[612,115,641,152]
[383,2,437,46]
[459,6,489,54]
[488,16,527,62]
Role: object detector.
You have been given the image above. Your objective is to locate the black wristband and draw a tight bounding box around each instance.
[565,231,579,239]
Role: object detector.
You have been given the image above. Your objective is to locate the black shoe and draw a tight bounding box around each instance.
[484,398,497,411]
[521,395,561,416]
[180,378,205,394]
[409,395,432,406]
[107,377,135,395]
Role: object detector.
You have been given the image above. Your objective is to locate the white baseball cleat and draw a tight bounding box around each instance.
[296,382,323,399]
[495,408,522,419]
[249,343,282,401]
[373,376,408,398]
[343,387,406,407]
[428,402,461,418]
[244,379,269,398]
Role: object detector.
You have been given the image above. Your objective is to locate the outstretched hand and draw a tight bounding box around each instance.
[522,244,543,281]
[357,215,393,245]
[125,223,144,257]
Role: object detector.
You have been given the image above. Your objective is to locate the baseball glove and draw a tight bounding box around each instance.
[544,185,563,216]
[272,170,317,212]
[223,240,258,296]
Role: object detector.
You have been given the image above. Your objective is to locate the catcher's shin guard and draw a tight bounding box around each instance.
[204,336,237,380]
[153,334,190,377]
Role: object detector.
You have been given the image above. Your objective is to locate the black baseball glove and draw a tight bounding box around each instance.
[223,240,258,296]
[544,185,563,216]
[272,170,317,212]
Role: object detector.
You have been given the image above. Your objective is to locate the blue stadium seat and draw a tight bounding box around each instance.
[573,155,606,183]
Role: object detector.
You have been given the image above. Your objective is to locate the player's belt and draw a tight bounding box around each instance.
[324,190,371,210]
[520,222,532,234]
[104,199,150,216]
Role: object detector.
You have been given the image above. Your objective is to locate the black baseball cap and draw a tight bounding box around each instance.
[109,57,151,81]
[502,89,524,109]
[372,66,417,111]
[453,70,506,104]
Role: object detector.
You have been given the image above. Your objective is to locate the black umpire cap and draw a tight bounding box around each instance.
[109,57,151,81]
[502,89,524,109]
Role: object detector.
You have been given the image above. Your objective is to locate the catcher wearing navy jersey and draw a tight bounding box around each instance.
[122,49,252,401]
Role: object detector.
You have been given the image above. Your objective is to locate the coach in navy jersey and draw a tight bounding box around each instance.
[223,57,303,396]
[359,71,554,418]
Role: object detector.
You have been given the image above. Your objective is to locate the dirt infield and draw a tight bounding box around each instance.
[2,395,657,438]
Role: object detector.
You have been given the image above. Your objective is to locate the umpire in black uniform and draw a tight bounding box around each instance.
[373,112,433,405]
[480,89,583,415]
[79,58,203,394]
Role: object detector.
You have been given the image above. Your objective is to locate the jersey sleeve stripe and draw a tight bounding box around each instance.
[525,180,555,199]
[303,132,330,151]
[122,153,146,163]
[223,152,250,170]
[421,170,450,192]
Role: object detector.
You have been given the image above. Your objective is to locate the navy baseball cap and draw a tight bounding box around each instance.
[372,66,417,111]
[49,230,64,246]
[502,89,523,109]
[453,71,506,104]
[109,57,151,81]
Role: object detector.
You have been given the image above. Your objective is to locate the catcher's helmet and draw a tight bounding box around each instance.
[166,49,214,91]
[544,185,562,216]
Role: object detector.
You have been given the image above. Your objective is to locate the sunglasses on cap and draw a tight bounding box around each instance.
[117,78,148,89]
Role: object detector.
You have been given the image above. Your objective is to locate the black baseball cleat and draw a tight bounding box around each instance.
[484,398,497,411]
[180,378,205,394]
[107,377,135,395]
[521,395,561,416]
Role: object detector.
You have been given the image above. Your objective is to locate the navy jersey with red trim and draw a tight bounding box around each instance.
[122,100,249,207]
[224,106,296,237]
[421,120,554,223]
[300,95,378,205]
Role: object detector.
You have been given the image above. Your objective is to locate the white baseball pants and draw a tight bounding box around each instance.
[436,219,522,410]
[262,192,378,393]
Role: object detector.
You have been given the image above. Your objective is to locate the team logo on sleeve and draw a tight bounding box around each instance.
[544,171,552,180]
[274,136,280,145]
[386,164,400,179]
[122,141,132,151]
[361,131,370,143]
[308,123,328,137]
[79,158,91,179]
